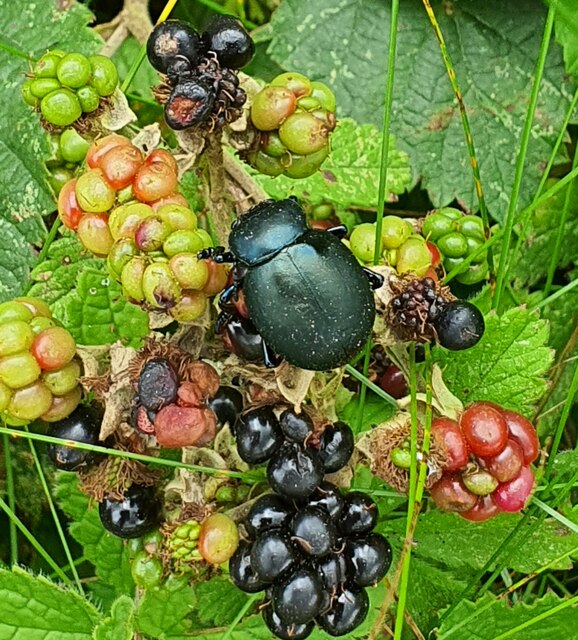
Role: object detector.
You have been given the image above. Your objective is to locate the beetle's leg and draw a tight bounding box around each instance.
[363,268,384,290]
[326,224,347,239]
[197,246,236,263]
[215,310,234,334]
[262,341,279,368]
[220,283,240,305]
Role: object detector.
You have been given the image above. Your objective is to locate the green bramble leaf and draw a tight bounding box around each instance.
[195,577,252,627]
[437,592,578,639]
[0,566,101,639]
[511,178,578,288]
[268,0,573,219]
[56,268,149,348]
[54,471,90,522]
[135,575,196,639]
[93,595,135,640]
[112,37,158,103]
[69,507,135,599]
[338,389,396,435]
[28,233,102,306]
[383,510,578,575]
[255,119,411,209]
[431,307,553,417]
[0,0,101,301]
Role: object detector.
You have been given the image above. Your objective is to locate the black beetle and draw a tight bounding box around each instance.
[200,198,382,370]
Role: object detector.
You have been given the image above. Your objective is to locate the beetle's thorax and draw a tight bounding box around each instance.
[229,198,308,266]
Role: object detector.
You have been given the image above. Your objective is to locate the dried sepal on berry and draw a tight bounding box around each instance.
[386,275,454,343]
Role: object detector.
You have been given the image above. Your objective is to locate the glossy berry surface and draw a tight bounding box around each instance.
[317,587,369,637]
[345,533,393,587]
[207,385,243,429]
[272,566,323,625]
[460,495,501,522]
[99,485,159,539]
[267,442,324,499]
[290,506,336,557]
[164,81,215,130]
[317,552,348,594]
[339,491,378,536]
[483,438,524,483]
[502,410,540,464]
[431,417,469,472]
[317,421,354,473]
[492,465,534,513]
[379,364,408,399]
[146,20,203,73]
[198,513,239,564]
[279,409,313,443]
[434,300,485,351]
[46,405,101,471]
[236,407,284,464]
[250,530,298,582]
[263,606,314,640]
[202,15,255,69]
[305,482,344,519]
[245,494,293,537]
[460,402,509,457]
[430,473,478,513]
[229,541,267,593]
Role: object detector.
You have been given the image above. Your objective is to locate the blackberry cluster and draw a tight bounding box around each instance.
[130,352,221,448]
[146,16,254,131]
[388,277,485,351]
[0,297,82,425]
[22,50,118,129]
[230,408,392,638]
[425,403,539,521]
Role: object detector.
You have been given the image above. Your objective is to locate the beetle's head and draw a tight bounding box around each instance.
[229,198,308,266]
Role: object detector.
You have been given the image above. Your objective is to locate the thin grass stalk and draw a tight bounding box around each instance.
[25,428,84,594]
[0,496,71,583]
[493,5,556,311]
[544,142,578,296]
[3,434,18,564]
[421,0,492,273]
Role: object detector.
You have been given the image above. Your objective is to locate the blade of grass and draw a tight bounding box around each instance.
[508,87,578,274]
[0,496,71,583]
[533,497,578,535]
[493,4,556,311]
[0,426,263,482]
[544,141,578,296]
[120,0,180,94]
[2,434,18,565]
[344,364,398,408]
[421,0,493,274]
[531,277,578,311]
[24,427,84,594]
[493,594,578,640]
[393,344,432,640]
[357,0,400,432]
[221,594,261,640]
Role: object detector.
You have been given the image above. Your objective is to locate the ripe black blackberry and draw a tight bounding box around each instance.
[387,276,451,342]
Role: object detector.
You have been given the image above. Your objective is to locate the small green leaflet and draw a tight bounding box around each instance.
[0,567,100,640]
[28,233,102,306]
[383,510,578,575]
[195,577,252,627]
[255,119,411,209]
[437,592,578,640]
[431,307,553,417]
[0,0,101,301]
[56,268,149,348]
[92,596,135,640]
[135,576,196,638]
[69,508,135,599]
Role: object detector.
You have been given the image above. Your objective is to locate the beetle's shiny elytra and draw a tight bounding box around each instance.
[217,198,380,370]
